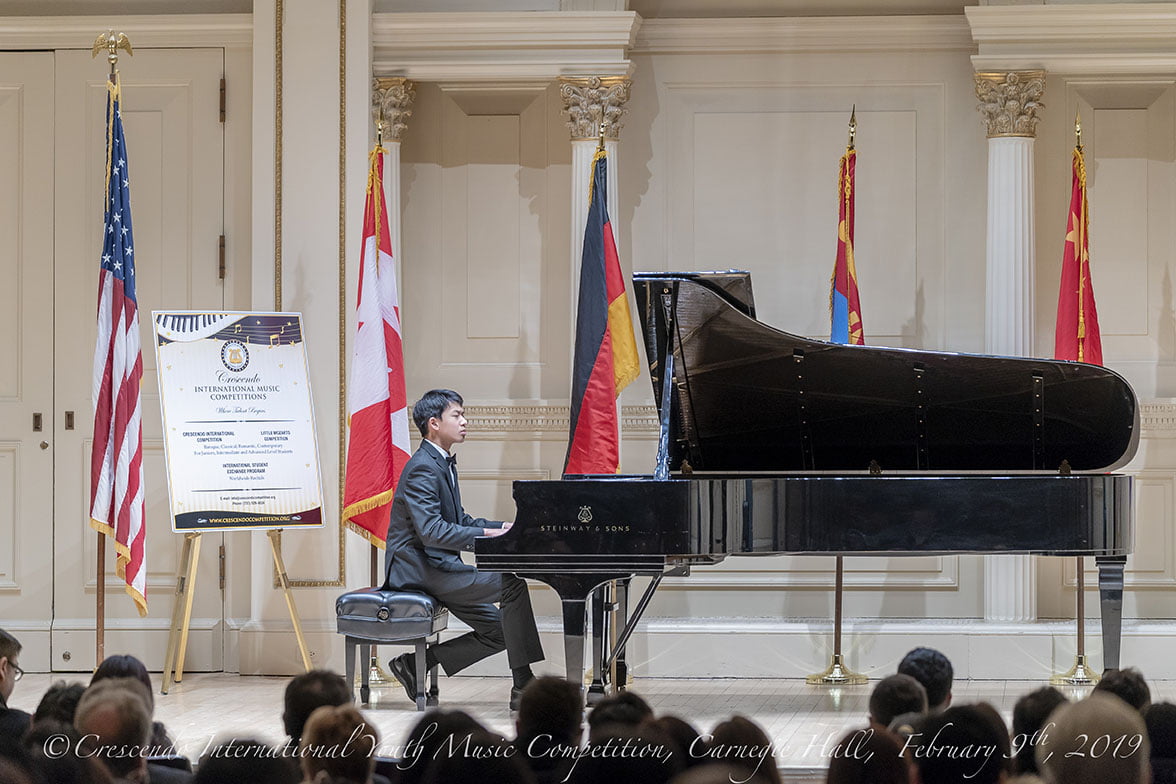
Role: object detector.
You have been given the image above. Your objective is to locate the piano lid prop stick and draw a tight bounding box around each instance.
[1052,556,1099,685]
[806,556,867,685]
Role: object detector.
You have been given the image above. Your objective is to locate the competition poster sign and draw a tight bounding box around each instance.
[153,312,324,532]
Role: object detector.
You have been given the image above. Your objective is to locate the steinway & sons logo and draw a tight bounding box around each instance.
[539,504,630,534]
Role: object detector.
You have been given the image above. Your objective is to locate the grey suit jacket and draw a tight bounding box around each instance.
[383,443,504,591]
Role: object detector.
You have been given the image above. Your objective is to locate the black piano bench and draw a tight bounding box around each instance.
[335,587,448,711]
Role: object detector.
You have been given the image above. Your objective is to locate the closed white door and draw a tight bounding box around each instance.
[51,48,227,672]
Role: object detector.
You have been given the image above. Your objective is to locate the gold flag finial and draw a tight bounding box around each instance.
[597,118,608,152]
[92,30,133,76]
[847,105,857,151]
[1075,110,1083,152]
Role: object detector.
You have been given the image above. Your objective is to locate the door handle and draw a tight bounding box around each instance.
[33,413,42,432]
[65,411,75,430]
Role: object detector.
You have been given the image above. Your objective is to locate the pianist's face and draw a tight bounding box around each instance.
[431,402,467,451]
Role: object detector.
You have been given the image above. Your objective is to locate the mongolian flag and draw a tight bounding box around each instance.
[90,73,147,616]
[1054,141,1102,365]
[342,144,412,546]
[564,148,640,475]
[830,145,864,345]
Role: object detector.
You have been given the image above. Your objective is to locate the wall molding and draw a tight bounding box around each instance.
[633,16,973,55]
[1141,400,1176,437]
[464,403,659,439]
[0,14,252,49]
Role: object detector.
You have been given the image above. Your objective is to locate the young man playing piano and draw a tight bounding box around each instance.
[383,389,544,710]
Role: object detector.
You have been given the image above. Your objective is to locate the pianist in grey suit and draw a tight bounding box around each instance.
[383,389,544,709]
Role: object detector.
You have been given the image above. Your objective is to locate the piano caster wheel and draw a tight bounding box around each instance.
[586,686,607,706]
[426,694,440,708]
[359,684,370,705]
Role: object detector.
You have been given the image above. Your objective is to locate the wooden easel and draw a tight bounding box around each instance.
[161,529,311,693]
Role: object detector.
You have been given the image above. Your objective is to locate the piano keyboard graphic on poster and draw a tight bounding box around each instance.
[153,311,324,532]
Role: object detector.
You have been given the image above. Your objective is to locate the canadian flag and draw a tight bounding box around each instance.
[343,145,411,546]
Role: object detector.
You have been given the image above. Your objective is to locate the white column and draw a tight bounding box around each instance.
[975,70,1046,622]
[558,76,632,324]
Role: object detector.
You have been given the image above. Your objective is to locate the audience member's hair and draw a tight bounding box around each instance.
[886,710,925,745]
[1094,667,1151,713]
[398,709,487,784]
[1037,693,1149,784]
[300,704,378,784]
[908,704,1008,784]
[897,647,953,710]
[33,681,86,725]
[0,758,35,784]
[706,715,782,784]
[586,690,654,736]
[194,738,298,784]
[0,629,20,666]
[825,726,908,784]
[22,721,114,784]
[652,715,706,770]
[1011,686,1068,775]
[282,669,352,741]
[516,676,583,750]
[74,678,153,779]
[412,389,463,437]
[568,722,682,784]
[420,729,536,784]
[1147,703,1176,784]
[868,674,928,728]
[91,655,155,711]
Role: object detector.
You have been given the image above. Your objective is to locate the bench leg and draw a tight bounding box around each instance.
[344,637,359,702]
[359,642,371,705]
[414,640,428,711]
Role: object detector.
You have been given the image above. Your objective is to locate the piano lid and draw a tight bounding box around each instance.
[633,271,1139,473]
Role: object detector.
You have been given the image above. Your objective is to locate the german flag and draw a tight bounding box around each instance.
[564,149,640,475]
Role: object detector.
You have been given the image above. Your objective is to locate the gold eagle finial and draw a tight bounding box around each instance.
[92,30,133,72]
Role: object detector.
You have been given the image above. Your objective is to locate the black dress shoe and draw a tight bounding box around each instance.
[509,686,524,712]
[388,654,418,703]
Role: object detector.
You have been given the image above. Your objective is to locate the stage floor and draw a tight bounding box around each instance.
[13,673,1169,780]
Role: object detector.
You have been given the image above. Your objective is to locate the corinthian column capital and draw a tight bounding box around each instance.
[974,70,1046,139]
[558,76,632,141]
[372,77,416,142]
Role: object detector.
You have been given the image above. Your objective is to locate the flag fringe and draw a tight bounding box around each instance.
[345,519,387,550]
[342,489,394,524]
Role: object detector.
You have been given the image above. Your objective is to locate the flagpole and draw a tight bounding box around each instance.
[1053,114,1097,686]
[91,28,133,668]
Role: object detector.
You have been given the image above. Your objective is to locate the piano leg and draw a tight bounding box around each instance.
[614,578,631,691]
[562,597,588,694]
[588,586,609,705]
[1096,555,1127,672]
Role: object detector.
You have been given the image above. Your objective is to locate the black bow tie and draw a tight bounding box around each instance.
[446,454,457,467]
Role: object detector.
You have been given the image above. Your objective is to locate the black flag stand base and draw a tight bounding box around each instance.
[1052,556,1100,686]
[807,556,868,686]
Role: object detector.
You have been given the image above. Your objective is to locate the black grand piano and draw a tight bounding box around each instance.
[477,271,1139,690]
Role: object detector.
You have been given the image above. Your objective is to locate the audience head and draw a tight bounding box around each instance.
[1147,702,1176,759]
[586,690,654,738]
[300,704,379,784]
[868,674,928,728]
[706,714,782,784]
[568,721,682,784]
[22,721,114,784]
[421,729,536,784]
[74,677,153,781]
[91,654,155,713]
[825,727,908,784]
[651,714,706,770]
[283,668,352,742]
[897,647,953,711]
[0,628,22,705]
[0,758,35,784]
[1094,667,1151,713]
[194,738,298,784]
[33,681,86,725]
[1011,686,1068,775]
[1037,692,1149,784]
[908,704,1009,784]
[399,709,487,784]
[515,675,583,750]
[413,389,464,438]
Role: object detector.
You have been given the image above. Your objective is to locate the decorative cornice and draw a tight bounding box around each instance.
[372,78,415,143]
[633,16,974,55]
[966,5,1176,76]
[0,14,252,49]
[464,404,658,440]
[558,76,632,141]
[371,11,639,87]
[1141,401,1176,437]
[974,70,1045,139]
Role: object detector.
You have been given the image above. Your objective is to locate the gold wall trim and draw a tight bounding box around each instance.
[463,404,659,440]
[272,0,348,589]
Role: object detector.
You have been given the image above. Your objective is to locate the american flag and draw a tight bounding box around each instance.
[90,75,147,616]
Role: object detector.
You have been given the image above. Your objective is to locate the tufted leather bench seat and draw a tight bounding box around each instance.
[335,587,448,711]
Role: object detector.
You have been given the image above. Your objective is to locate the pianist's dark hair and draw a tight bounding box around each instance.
[412,389,464,437]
